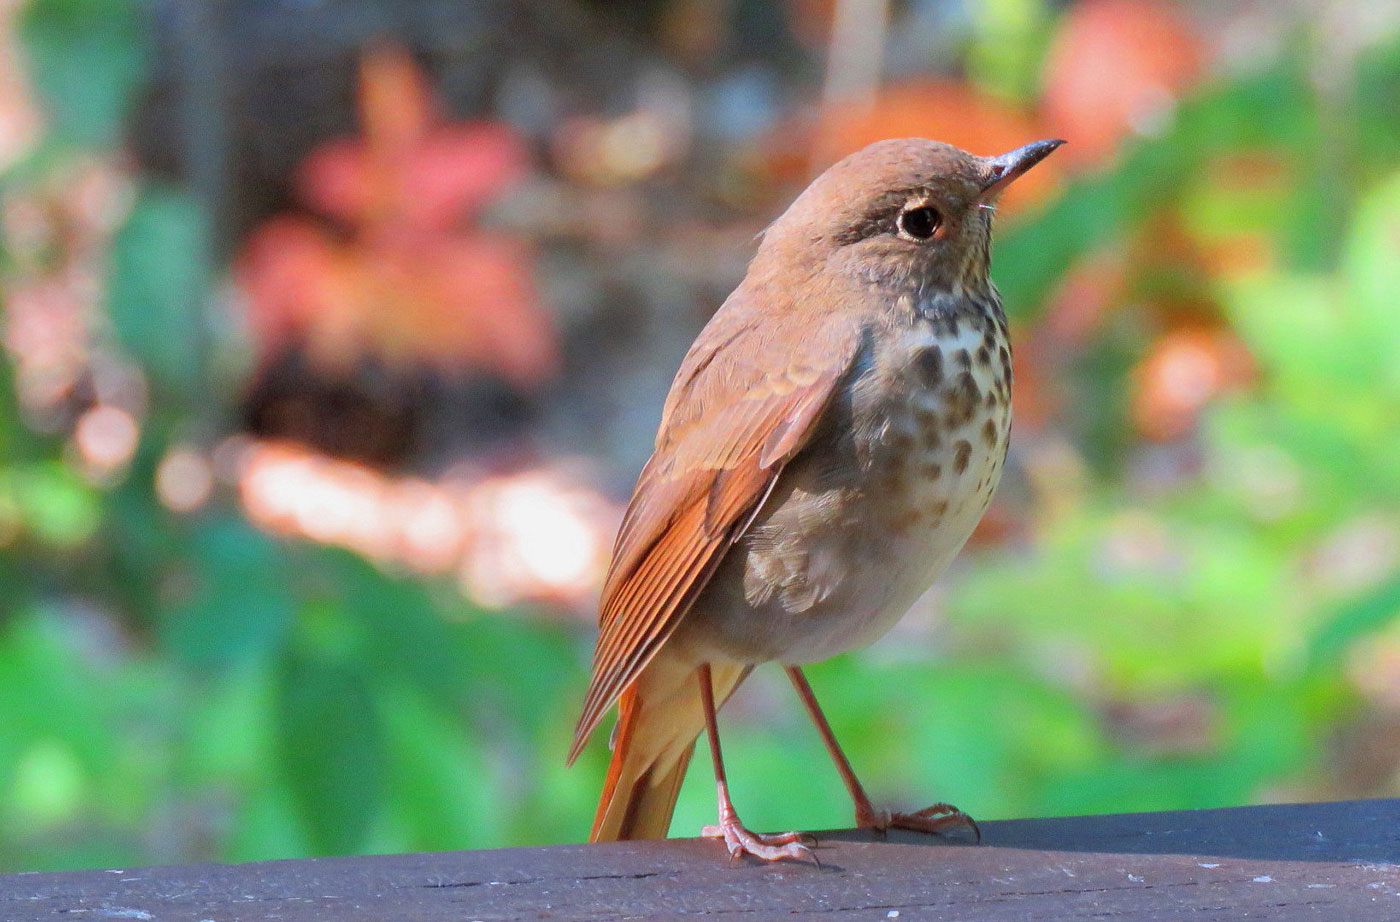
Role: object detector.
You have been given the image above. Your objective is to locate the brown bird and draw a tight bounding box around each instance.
[568,137,1063,861]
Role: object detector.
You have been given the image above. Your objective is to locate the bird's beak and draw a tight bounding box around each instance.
[979,138,1066,200]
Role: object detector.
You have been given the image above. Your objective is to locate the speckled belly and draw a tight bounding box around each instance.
[673,314,1012,667]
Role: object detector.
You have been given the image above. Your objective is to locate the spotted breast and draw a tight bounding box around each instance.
[670,290,1012,668]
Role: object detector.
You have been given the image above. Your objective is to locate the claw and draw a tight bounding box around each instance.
[858,801,980,842]
[890,805,980,841]
[701,820,818,864]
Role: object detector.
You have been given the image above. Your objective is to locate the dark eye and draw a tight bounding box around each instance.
[897,205,942,241]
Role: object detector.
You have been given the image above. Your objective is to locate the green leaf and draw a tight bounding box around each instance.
[106,186,210,391]
[454,610,580,738]
[179,662,276,786]
[7,462,101,548]
[0,612,115,767]
[17,0,147,148]
[965,0,1052,103]
[307,550,470,711]
[1307,573,1400,669]
[1354,35,1400,182]
[1223,273,1377,395]
[275,654,384,856]
[378,684,500,850]
[159,516,294,668]
[1343,169,1400,394]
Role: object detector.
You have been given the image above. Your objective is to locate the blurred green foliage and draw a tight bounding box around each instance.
[16,0,147,150]
[2,0,1399,873]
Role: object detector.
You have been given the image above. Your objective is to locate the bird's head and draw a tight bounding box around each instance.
[756,137,1064,298]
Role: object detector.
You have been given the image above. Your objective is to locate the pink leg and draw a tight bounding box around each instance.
[785,666,979,841]
[696,664,816,863]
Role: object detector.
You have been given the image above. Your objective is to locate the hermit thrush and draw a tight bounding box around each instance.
[568,137,1064,861]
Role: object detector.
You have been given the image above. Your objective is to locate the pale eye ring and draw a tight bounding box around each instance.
[897,204,942,241]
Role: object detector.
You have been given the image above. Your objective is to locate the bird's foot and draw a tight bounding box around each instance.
[701,816,817,864]
[858,802,981,843]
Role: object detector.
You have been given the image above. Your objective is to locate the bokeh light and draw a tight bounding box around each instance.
[237,439,616,609]
[72,405,138,476]
[155,446,214,513]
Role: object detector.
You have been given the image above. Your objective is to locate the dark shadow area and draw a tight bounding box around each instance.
[812,798,1400,863]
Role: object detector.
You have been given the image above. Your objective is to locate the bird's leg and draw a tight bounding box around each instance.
[785,666,980,842]
[696,663,815,863]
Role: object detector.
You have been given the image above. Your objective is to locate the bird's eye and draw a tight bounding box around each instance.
[897,205,942,241]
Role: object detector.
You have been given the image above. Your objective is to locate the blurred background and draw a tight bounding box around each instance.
[2,0,1400,872]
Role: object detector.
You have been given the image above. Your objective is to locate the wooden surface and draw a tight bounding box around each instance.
[4,799,1398,921]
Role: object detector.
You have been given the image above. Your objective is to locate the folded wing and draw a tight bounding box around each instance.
[568,298,863,762]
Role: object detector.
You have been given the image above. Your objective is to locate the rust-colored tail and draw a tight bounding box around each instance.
[587,649,750,841]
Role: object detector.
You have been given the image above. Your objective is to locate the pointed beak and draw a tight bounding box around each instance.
[979,138,1065,200]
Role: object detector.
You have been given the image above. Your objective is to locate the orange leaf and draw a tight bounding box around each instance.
[775,78,1060,213]
[1041,0,1202,167]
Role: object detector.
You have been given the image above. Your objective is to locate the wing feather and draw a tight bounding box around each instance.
[568,302,862,763]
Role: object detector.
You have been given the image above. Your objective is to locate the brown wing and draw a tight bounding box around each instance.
[567,298,862,763]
